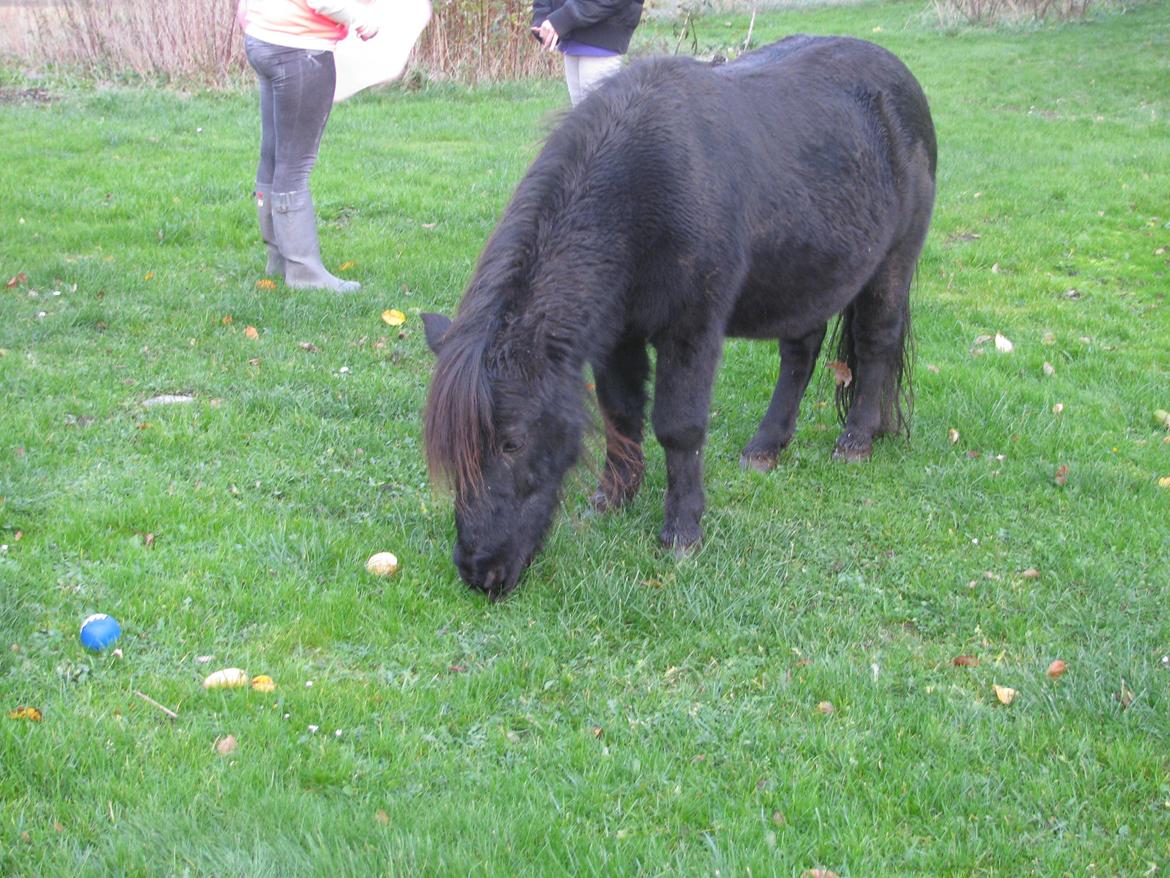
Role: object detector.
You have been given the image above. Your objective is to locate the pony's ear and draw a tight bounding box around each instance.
[421,312,453,355]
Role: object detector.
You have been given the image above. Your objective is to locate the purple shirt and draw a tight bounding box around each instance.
[561,40,619,57]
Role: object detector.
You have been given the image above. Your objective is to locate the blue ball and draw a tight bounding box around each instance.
[80,613,122,651]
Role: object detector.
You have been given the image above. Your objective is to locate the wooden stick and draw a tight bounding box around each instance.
[744,8,756,51]
[135,690,179,720]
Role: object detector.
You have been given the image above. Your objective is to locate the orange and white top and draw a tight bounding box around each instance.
[239,0,376,51]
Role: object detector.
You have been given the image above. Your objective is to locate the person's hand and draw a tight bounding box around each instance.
[356,22,379,40]
[531,19,559,52]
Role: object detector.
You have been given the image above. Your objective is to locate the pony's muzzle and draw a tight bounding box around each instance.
[454,545,528,600]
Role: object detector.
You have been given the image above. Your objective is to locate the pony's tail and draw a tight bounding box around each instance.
[830,303,914,439]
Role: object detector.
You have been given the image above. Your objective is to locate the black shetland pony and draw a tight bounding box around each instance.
[423,36,936,598]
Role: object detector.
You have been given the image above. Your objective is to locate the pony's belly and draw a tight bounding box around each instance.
[724,278,852,340]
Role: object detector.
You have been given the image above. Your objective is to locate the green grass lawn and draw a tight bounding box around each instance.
[2,1,1169,874]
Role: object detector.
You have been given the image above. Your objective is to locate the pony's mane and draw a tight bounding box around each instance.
[424,323,493,498]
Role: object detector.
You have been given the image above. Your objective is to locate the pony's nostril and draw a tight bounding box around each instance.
[481,566,505,596]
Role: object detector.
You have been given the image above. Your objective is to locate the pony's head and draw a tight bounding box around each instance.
[422,311,586,599]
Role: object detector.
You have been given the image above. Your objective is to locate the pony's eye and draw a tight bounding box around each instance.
[500,437,526,455]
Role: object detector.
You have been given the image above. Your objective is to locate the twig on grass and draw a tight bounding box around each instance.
[135,690,179,720]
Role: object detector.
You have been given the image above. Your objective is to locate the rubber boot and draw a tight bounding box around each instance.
[255,182,284,276]
[270,189,361,293]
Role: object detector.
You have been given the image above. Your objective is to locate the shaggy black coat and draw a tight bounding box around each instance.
[424,36,937,597]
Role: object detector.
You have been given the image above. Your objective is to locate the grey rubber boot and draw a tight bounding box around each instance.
[255,182,285,276]
[270,189,361,293]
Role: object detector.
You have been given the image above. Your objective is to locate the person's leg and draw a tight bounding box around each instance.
[245,35,283,275]
[563,54,583,106]
[268,46,334,193]
[575,55,622,103]
[258,41,359,292]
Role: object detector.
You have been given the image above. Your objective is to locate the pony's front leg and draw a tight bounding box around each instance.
[591,335,649,512]
[651,333,723,554]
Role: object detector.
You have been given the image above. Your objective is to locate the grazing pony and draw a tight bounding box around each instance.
[423,35,936,598]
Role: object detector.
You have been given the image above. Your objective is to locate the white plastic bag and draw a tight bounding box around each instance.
[333,0,432,103]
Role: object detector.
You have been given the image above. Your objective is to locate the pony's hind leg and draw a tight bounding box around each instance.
[740,325,826,472]
[832,252,915,462]
[591,334,650,512]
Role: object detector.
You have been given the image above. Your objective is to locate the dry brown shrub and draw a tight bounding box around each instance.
[415,0,560,82]
[28,0,246,86]
[931,0,1097,25]
[11,0,560,86]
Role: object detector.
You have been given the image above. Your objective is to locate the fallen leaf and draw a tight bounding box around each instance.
[1118,680,1135,709]
[1046,660,1067,679]
[925,363,940,374]
[1043,362,1056,376]
[591,726,604,738]
[1158,476,1170,489]
[244,326,259,340]
[953,655,980,668]
[251,675,275,693]
[1019,568,1041,579]
[298,342,319,353]
[338,260,356,271]
[142,532,155,548]
[993,684,1017,706]
[1155,410,1170,430]
[816,700,835,715]
[448,664,467,673]
[825,360,852,387]
[948,428,960,444]
[801,870,840,878]
[6,272,28,288]
[214,734,238,755]
[381,309,406,327]
[973,334,993,346]
[144,271,155,281]
[1054,464,1069,486]
[255,278,277,290]
[221,314,233,325]
[375,810,390,825]
[8,706,43,721]
[203,668,249,689]
[994,332,1014,353]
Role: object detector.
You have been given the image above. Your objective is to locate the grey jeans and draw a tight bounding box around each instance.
[245,34,336,192]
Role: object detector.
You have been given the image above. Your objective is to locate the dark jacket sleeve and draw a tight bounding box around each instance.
[546,0,635,34]
[532,0,554,29]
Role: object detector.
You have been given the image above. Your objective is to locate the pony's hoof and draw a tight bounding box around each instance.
[659,527,702,557]
[832,441,872,463]
[739,450,778,472]
[588,489,614,513]
[589,484,637,514]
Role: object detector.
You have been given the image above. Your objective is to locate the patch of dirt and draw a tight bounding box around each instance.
[0,87,54,105]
